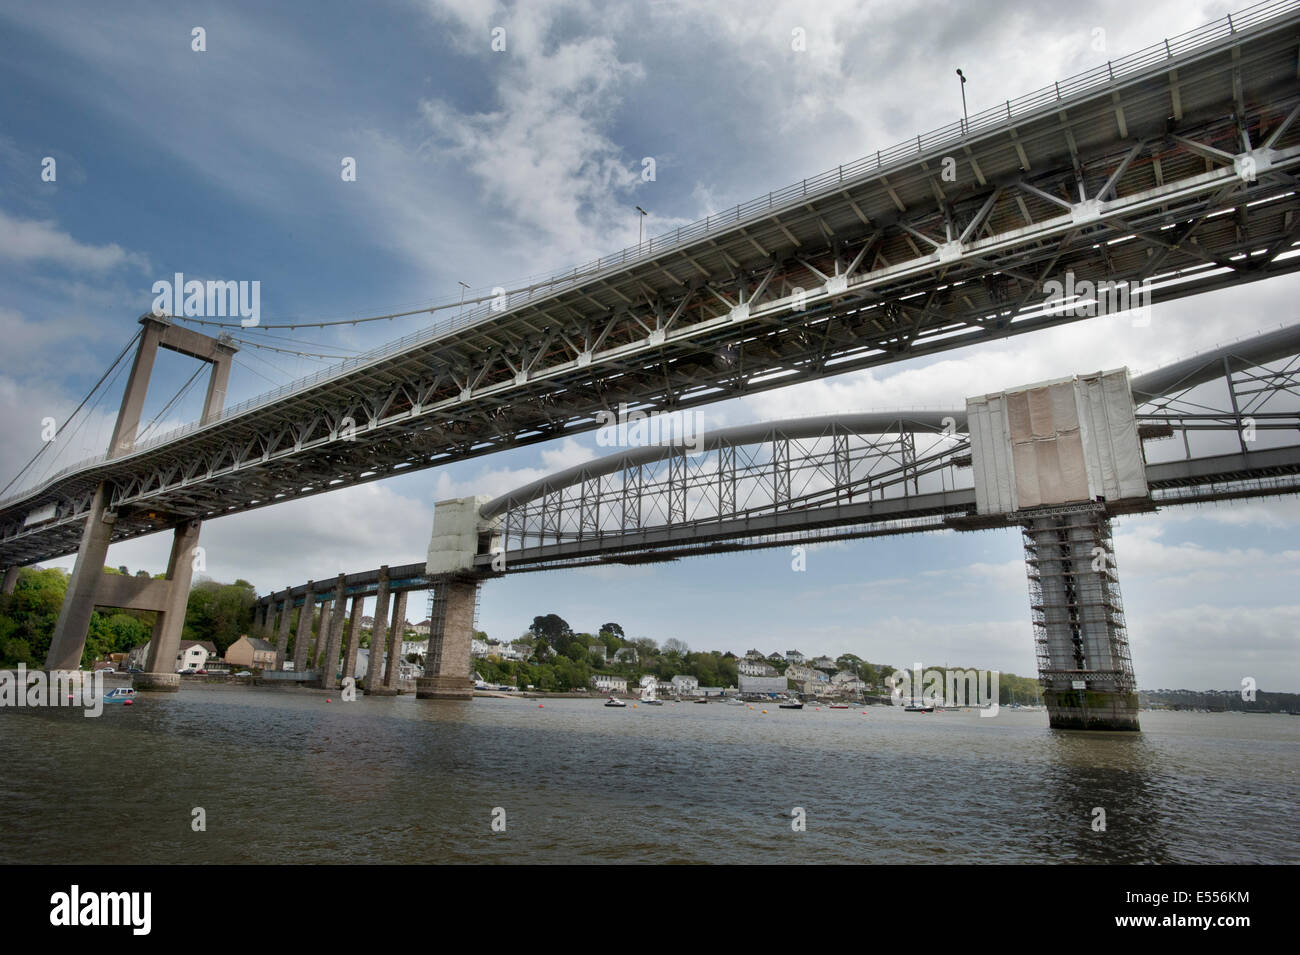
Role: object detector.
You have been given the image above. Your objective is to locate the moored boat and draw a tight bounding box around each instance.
[604,696,627,708]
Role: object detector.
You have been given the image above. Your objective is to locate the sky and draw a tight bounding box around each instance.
[1,0,1297,691]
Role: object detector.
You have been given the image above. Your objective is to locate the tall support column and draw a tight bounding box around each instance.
[45,485,115,670]
[1023,504,1139,731]
[41,316,236,676]
[2,566,19,595]
[313,596,333,670]
[292,581,315,672]
[382,590,408,692]
[265,600,278,640]
[364,567,391,694]
[342,596,364,685]
[319,574,347,689]
[416,575,479,700]
[138,520,203,691]
[275,588,293,670]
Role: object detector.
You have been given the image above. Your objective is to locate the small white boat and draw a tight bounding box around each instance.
[604,696,627,708]
[639,683,663,706]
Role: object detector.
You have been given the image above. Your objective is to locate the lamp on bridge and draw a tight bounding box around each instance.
[636,205,648,249]
[956,69,969,134]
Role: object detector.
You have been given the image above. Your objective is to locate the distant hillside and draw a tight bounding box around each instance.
[1139,688,1300,713]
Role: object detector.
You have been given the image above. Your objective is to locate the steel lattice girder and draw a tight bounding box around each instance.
[5,9,1300,567]
[482,337,1300,571]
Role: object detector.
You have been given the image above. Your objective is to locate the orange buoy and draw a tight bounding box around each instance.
[761,709,767,713]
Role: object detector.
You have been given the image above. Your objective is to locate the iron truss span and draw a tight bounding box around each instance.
[477,329,1300,572]
[5,1,1300,566]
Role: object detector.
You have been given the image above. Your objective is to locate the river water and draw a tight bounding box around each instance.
[2,686,1296,864]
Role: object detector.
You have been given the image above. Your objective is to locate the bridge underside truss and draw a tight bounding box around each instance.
[5,8,1300,567]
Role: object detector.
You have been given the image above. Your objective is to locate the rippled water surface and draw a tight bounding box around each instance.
[2,686,1296,863]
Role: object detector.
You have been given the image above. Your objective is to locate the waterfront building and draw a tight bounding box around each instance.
[670,675,700,695]
[225,636,277,669]
[591,674,628,693]
[739,675,788,695]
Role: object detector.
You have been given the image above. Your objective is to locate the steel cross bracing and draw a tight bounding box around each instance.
[477,329,1300,573]
[4,2,1300,567]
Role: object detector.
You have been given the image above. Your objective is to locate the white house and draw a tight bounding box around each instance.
[832,670,867,693]
[739,659,778,677]
[785,649,805,663]
[591,674,627,693]
[130,639,215,672]
[670,674,700,694]
[613,647,638,664]
[787,664,828,684]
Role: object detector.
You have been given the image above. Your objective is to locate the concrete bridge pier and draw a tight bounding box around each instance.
[292,581,315,673]
[44,484,116,671]
[2,566,18,595]
[380,590,408,693]
[1024,506,1140,731]
[274,588,292,670]
[368,582,407,695]
[416,576,479,701]
[136,520,203,691]
[318,574,347,689]
[364,566,392,694]
[342,595,364,686]
[312,595,333,670]
[417,496,496,701]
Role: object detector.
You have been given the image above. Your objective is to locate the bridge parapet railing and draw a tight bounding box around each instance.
[4,0,1297,508]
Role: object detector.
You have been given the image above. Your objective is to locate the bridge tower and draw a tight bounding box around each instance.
[44,315,237,689]
[966,369,1149,730]
[418,497,496,700]
[1022,505,1139,729]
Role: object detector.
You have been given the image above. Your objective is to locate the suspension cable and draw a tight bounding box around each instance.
[0,328,143,496]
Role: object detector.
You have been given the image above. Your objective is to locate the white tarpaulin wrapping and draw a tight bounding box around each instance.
[426,495,491,575]
[968,392,1016,514]
[966,369,1147,515]
[1074,370,1149,501]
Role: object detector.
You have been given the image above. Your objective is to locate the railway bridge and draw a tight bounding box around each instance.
[2,1,1299,722]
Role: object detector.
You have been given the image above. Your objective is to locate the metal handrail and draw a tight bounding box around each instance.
[4,0,1297,510]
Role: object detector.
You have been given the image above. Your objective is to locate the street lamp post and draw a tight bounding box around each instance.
[636,205,648,249]
[956,69,969,134]
[458,280,470,317]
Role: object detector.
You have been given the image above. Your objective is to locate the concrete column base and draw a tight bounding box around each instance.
[364,685,402,696]
[416,676,473,700]
[1045,689,1141,731]
[135,672,181,692]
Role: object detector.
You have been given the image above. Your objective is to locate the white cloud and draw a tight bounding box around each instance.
[0,208,150,273]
